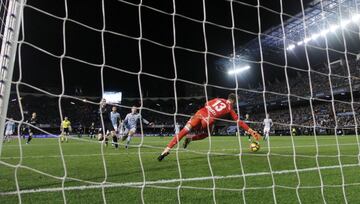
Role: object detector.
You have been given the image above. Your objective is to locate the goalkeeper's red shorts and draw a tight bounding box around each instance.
[187,109,214,131]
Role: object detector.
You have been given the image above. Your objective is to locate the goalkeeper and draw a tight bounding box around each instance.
[158,93,261,161]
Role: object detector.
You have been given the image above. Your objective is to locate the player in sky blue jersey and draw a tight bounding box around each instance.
[122,106,154,148]
[4,119,15,142]
[110,106,121,131]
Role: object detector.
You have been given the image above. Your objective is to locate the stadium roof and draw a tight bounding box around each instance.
[223,0,358,62]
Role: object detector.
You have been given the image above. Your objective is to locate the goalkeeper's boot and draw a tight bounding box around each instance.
[157,152,170,161]
[183,138,191,149]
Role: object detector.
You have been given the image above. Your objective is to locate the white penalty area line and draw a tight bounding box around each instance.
[1,163,359,196]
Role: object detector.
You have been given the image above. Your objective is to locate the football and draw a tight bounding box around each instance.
[250,142,260,152]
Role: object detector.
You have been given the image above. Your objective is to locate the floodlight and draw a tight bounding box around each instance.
[340,20,350,28]
[330,25,339,32]
[303,38,311,43]
[352,14,360,22]
[320,29,329,36]
[311,33,320,40]
[228,65,250,75]
[286,44,295,50]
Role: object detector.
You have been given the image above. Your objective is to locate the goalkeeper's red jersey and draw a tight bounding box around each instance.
[196,98,250,131]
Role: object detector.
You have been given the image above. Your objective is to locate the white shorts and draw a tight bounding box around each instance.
[263,127,270,135]
[5,130,13,136]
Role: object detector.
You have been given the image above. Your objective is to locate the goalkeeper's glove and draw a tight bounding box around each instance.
[247,128,261,141]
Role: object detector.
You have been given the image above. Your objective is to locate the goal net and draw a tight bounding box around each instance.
[1,0,360,203]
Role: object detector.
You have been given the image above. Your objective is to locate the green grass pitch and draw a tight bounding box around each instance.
[1,135,360,204]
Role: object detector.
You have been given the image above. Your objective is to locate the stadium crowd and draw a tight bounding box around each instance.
[5,57,360,136]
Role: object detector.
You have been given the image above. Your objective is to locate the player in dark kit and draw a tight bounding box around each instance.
[76,124,84,137]
[89,122,96,139]
[26,112,37,144]
[20,124,27,139]
[99,99,119,148]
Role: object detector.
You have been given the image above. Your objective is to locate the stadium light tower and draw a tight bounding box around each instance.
[286,13,360,51]
[228,65,250,75]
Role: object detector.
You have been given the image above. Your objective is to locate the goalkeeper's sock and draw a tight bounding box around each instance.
[167,127,189,149]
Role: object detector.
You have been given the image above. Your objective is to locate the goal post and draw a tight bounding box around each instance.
[0,0,24,156]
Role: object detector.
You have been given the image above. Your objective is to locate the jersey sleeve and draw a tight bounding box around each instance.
[229,109,250,131]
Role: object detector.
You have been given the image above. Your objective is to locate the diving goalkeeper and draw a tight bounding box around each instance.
[158,93,261,161]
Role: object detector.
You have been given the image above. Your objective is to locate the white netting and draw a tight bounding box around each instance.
[0,0,360,203]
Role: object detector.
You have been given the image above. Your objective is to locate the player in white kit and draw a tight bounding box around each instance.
[263,113,273,141]
[174,122,181,135]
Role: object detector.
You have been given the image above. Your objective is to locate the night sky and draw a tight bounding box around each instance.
[14,0,315,99]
